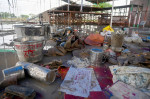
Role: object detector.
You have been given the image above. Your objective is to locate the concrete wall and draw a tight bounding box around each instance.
[130,0,150,27]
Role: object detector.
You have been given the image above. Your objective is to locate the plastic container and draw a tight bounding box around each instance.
[90,48,104,66]
[13,36,44,63]
[111,30,125,52]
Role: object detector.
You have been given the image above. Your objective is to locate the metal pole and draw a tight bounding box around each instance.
[133,6,139,27]
[68,0,70,11]
[50,0,51,9]
[68,0,70,26]
[128,5,133,27]
[126,0,127,16]
[137,7,141,28]
[80,0,83,12]
[110,0,114,27]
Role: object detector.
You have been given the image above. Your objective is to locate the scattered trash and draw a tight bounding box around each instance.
[104,81,149,99]
[2,65,25,80]
[124,31,143,44]
[124,36,143,43]
[90,68,102,92]
[109,65,150,92]
[103,25,114,32]
[59,67,92,97]
[117,56,128,66]
[67,56,90,68]
[64,35,80,51]
[72,49,90,58]
[0,76,17,90]
[16,61,56,84]
[46,46,66,56]
[108,58,118,65]
[13,36,44,62]
[103,44,109,51]
[90,48,106,66]
[84,34,104,46]
[58,66,69,80]
[105,49,116,57]
[116,52,147,66]
[143,52,150,59]
[52,27,82,52]
[43,60,62,69]
[1,24,150,99]
[3,85,36,99]
[122,49,130,53]
[59,67,101,97]
[147,36,150,42]
[111,29,125,52]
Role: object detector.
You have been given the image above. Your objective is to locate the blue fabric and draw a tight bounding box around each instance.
[91,48,103,52]
[60,42,66,47]
[147,36,150,40]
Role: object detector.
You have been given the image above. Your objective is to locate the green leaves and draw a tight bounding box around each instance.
[93,2,112,8]
[0,12,16,18]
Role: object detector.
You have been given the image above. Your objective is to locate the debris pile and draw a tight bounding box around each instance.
[1,26,150,99]
[67,56,90,68]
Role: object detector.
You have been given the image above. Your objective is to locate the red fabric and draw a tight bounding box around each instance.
[65,92,108,99]
[93,67,113,90]
[64,66,113,99]
[84,34,104,46]
[58,66,70,80]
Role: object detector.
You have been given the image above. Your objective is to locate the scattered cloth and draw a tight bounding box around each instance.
[65,66,113,99]
[59,67,92,97]
[109,65,150,96]
[45,46,66,56]
[124,31,143,43]
[72,49,90,59]
[104,81,149,99]
[84,34,104,46]
[64,35,80,51]
[117,53,146,66]
[90,68,102,92]
[43,60,62,69]
[67,56,90,68]
[4,85,36,99]
[59,67,101,97]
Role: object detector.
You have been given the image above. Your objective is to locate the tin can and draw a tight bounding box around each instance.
[16,61,56,84]
[2,66,25,80]
[90,49,104,66]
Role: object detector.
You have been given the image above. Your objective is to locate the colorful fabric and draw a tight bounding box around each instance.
[84,34,104,46]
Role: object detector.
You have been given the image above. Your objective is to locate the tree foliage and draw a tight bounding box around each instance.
[20,15,29,19]
[0,12,16,18]
[93,2,112,8]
